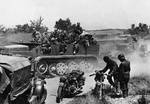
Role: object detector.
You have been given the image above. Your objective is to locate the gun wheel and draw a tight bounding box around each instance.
[56,62,68,75]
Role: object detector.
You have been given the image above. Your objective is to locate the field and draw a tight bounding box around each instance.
[0,32,32,46]
[1,30,150,104]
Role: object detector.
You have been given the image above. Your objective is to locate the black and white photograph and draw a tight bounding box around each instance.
[0,0,150,104]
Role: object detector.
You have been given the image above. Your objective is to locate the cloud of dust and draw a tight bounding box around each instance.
[127,39,150,77]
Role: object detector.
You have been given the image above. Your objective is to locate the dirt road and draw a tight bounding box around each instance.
[45,73,102,104]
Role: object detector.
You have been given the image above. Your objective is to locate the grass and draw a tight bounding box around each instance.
[67,92,110,104]
[67,75,150,104]
[0,32,32,46]
[129,74,150,95]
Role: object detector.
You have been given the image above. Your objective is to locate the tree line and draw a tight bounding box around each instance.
[0,17,48,33]
[0,17,83,34]
[127,23,150,36]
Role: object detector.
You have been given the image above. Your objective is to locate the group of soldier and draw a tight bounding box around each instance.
[98,54,131,98]
[32,29,94,55]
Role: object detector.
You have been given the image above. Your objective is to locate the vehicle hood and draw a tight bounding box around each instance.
[0,55,31,72]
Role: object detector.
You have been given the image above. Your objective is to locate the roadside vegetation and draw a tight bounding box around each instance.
[67,74,150,104]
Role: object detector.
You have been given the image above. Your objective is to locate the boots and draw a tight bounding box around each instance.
[122,90,128,98]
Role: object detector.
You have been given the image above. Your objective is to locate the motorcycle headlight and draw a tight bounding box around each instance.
[37,61,48,74]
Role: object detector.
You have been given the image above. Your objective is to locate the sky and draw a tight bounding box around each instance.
[0,0,150,30]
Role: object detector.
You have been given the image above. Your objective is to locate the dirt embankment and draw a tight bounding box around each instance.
[67,75,150,104]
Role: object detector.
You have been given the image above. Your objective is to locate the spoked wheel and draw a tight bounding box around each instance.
[79,61,93,72]
[67,61,79,73]
[56,62,68,75]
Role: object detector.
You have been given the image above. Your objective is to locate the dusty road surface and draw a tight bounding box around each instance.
[45,76,74,104]
[45,77,59,104]
[45,73,106,104]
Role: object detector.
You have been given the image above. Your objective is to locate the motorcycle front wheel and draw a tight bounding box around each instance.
[56,86,63,103]
[39,88,47,104]
[29,89,47,104]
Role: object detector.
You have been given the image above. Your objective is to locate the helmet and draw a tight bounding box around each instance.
[118,54,125,61]
[103,56,110,62]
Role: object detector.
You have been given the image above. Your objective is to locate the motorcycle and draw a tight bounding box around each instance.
[89,71,107,99]
[56,70,85,103]
[29,77,47,104]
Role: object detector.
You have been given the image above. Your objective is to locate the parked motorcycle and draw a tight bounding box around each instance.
[56,70,85,103]
[89,71,107,99]
[29,77,47,104]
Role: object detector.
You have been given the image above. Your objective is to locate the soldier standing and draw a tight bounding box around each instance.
[118,54,131,98]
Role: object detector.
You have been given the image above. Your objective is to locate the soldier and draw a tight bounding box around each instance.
[32,28,37,40]
[59,42,67,55]
[32,28,41,43]
[72,41,79,55]
[99,56,119,94]
[118,54,131,98]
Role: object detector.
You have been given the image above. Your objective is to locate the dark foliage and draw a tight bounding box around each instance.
[54,18,83,43]
[127,23,149,36]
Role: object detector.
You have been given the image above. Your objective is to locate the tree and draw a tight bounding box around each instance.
[128,23,149,36]
[53,18,83,43]
[131,24,135,30]
[30,16,48,33]
[0,25,6,33]
[14,16,48,33]
[54,18,71,32]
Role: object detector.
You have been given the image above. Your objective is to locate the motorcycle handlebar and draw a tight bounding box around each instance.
[89,73,108,77]
[89,73,95,77]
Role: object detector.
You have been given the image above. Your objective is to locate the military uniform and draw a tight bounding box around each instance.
[59,43,67,55]
[118,59,131,97]
[100,58,119,92]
